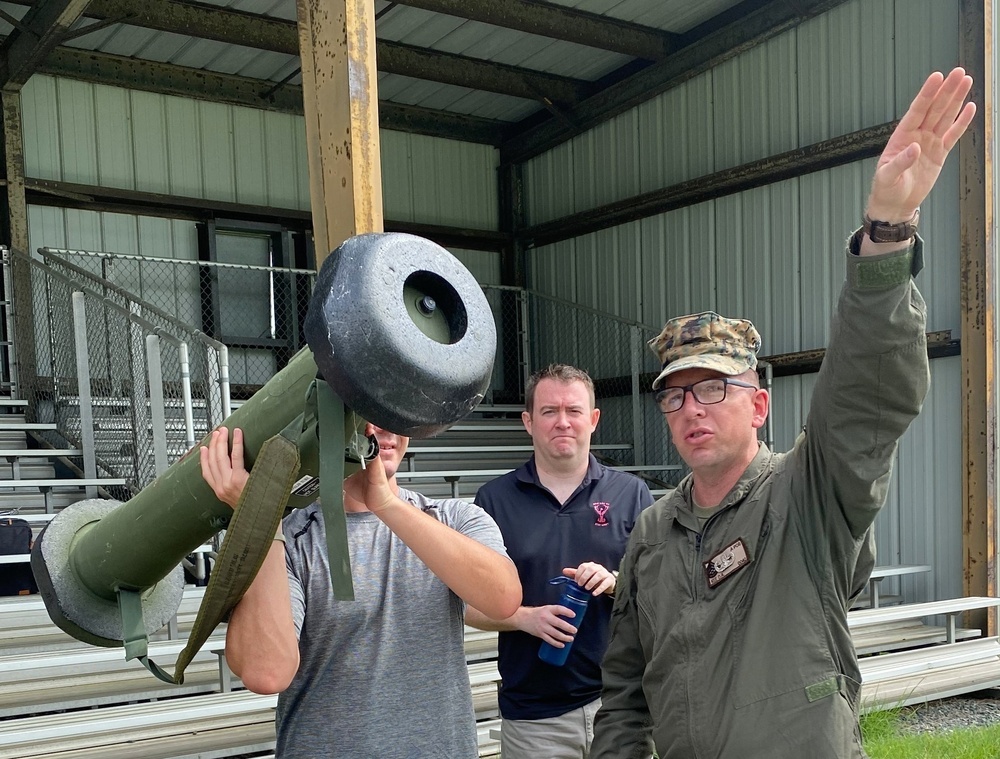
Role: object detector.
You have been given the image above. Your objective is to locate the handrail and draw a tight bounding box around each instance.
[8,247,232,491]
[34,248,227,352]
[44,247,317,276]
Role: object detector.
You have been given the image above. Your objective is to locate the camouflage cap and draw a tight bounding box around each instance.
[648,311,761,389]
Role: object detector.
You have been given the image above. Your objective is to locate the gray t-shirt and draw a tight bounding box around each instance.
[274,488,509,759]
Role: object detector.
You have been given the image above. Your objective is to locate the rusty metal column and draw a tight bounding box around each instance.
[959,0,997,636]
[0,91,36,401]
[296,0,384,268]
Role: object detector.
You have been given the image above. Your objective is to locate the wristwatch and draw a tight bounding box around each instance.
[862,208,920,243]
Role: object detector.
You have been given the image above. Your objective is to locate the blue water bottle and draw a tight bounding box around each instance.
[538,576,590,667]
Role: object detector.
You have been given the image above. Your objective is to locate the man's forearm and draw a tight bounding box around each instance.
[375,498,521,620]
[466,604,527,632]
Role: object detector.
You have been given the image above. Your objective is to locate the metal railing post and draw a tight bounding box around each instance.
[179,342,196,451]
[71,292,98,498]
[145,334,169,476]
[219,345,231,419]
[206,344,232,428]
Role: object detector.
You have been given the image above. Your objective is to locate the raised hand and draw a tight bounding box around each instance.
[867,68,976,222]
[342,453,397,513]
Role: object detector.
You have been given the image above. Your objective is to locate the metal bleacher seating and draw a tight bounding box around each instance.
[0,591,503,759]
[396,405,680,500]
[0,412,125,513]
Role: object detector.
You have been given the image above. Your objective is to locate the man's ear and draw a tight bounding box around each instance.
[751,389,770,430]
[521,410,533,435]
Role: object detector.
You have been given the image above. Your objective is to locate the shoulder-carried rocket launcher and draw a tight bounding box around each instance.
[30,233,497,683]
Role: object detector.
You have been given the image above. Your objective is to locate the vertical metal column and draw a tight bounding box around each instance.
[959,0,997,635]
[2,248,18,397]
[296,0,384,265]
[1,92,36,405]
[71,292,97,498]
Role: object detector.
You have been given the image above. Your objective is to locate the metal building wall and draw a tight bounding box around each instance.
[17,75,501,386]
[523,0,967,601]
[19,74,501,278]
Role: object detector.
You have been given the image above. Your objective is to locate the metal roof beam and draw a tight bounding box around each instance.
[502,0,853,164]
[521,120,896,248]
[393,0,681,61]
[379,41,588,104]
[41,0,588,104]
[0,0,91,90]
[36,45,510,145]
[24,178,510,250]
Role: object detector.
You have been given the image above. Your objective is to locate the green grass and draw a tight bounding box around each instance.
[861,708,1000,758]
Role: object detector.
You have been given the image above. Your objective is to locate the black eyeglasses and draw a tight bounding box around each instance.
[656,377,758,413]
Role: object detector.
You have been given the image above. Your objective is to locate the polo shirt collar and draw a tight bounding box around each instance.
[516,453,605,487]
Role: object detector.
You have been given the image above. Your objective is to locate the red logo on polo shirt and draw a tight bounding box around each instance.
[593,502,610,527]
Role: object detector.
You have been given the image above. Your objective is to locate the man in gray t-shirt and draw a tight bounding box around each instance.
[200,423,521,759]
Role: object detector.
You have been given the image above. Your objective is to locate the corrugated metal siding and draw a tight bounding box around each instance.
[20,75,500,232]
[527,0,963,337]
[523,0,966,602]
[380,130,499,230]
[450,249,502,286]
[526,0,964,226]
[767,357,964,604]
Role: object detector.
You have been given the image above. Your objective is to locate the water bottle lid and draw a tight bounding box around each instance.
[548,576,589,600]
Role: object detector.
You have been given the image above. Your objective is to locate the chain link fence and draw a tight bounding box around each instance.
[484,286,684,487]
[8,248,230,494]
[43,249,312,394]
[29,248,686,488]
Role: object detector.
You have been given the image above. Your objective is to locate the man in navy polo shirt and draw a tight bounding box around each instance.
[467,364,653,759]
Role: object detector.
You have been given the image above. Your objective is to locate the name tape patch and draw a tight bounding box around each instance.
[703,537,750,589]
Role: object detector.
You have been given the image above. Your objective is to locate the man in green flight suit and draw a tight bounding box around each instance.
[591,67,976,759]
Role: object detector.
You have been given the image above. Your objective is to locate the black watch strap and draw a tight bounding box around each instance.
[862,208,919,243]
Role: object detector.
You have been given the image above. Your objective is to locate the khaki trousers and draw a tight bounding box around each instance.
[500,698,601,759]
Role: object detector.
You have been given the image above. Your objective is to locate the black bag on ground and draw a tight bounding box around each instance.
[0,517,38,595]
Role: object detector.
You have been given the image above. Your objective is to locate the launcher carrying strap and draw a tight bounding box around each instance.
[120,380,360,685]
[122,425,301,685]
